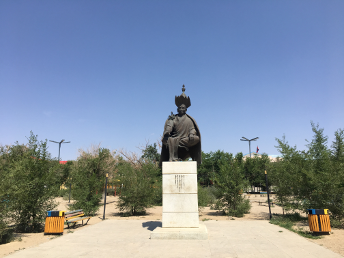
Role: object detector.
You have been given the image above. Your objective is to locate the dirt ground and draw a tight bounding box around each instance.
[1,194,343,257]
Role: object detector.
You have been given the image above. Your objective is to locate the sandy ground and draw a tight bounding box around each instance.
[1,194,343,257]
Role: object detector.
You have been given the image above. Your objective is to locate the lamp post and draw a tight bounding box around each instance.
[240,137,259,158]
[68,177,72,203]
[49,139,71,202]
[265,170,272,220]
[103,173,109,220]
[49,139,71,161]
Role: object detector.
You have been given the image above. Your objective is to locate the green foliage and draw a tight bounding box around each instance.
[213,153,251,217]
[302,123,340,214]
[270,123,344,220]
[330,218,344,229]
[269,135,303,212]
[243,154,271,190]
[0,227,14,245]
[197,151,252,217]
[0,194,12,244]
[198,183,212,209]
[116,162,161,215]
[0,147,11,242]
[199,150,270,192]
[57,189,69,198]
[198,151,215,185]
[70,148,114,216]
[198,150,234,186]
[59,161,73,189]
[0,132,63,233]
[332,129,344,162]
[141,143,161,164]
[151,179,162,206]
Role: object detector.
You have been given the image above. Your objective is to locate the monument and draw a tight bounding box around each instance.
[151,86,208,240]
[159,85,201,166]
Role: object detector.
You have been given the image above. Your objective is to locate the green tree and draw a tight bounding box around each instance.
[303,122,335,212]
[116,161,160,215]
[243,154,271,191]
[70,147,115,216]
[1,132,61,232]
[306,124,344,219]
[213,152,251,217]
[330,128,344,220]
[331,129,344,162]
[198,151,214,185]
[0,145,13,243]
[270,135,305,213]
[141,143,161,164]
[271,123,344,220]
[198,150,233,186]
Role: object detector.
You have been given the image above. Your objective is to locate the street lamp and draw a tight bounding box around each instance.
[49,139,71,161]
[240,137,259,158]
[103,173,109,220]
[50,139,71,202]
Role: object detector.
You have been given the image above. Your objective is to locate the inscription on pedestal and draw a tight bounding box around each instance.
[175,175,185,192]
[163,174,197,194]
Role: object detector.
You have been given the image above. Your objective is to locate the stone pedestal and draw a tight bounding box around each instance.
[151,161,208,240]
[162,161,199,228]
[150,224,208,240]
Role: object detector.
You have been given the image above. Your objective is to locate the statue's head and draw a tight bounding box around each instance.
[177,104,187,116]
[175,85,191,110]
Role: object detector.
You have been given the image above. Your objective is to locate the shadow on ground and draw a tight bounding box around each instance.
[142,221,162,231]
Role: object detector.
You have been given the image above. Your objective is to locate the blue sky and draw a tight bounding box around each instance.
[1,1,343,161]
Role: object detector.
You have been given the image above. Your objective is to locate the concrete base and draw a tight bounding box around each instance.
[162,212,199,228]
[150,224,208,240]
[162,161,199,228]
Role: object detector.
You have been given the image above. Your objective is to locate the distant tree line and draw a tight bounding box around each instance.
[198,150,271,191]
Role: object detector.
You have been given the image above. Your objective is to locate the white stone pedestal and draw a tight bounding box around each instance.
[151,161,208,240]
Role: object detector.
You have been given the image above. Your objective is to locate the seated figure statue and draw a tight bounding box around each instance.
[159,85,202,166]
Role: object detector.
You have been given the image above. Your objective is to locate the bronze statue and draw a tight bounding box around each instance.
[160,85,202,166]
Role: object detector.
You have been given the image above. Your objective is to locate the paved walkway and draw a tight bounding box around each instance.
[6,220,342,258]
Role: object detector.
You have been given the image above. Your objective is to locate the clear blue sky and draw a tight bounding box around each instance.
[1,1,343,161]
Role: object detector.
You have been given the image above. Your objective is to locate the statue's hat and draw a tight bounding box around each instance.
[175,85,191,108]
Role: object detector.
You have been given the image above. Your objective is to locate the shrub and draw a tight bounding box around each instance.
[116,162,160,215]
[1,132,61,233]
[198,183,213,209]
[213,153,251,217]
[70,148,114,216]
[330,218,344,229]
[151,179,162,206]
[227,199,251,217]
[0,227,14,245]
[0,199,12,244]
